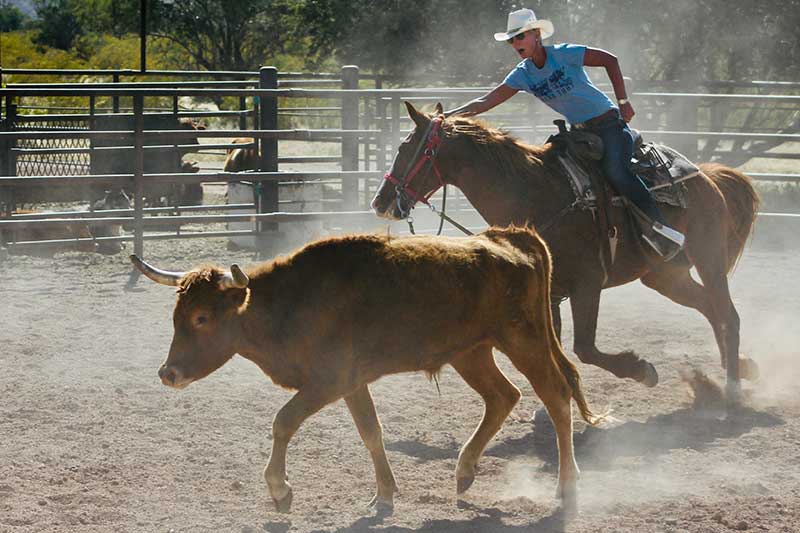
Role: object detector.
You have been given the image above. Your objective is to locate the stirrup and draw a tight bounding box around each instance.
[642,231,683,262]
[652,222,685,248]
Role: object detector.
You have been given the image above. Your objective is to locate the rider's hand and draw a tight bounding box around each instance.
[620,101,635,122]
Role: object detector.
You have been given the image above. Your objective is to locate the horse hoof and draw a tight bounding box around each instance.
[457,474,475,494]
[272,488,293,513]
[725,381,744,410]
[739,358,759,381]
[640,362,659,387]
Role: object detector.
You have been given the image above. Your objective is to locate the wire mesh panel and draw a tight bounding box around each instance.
[16,118,91,177]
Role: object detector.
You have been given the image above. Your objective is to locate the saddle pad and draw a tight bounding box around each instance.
[631,143,701,207]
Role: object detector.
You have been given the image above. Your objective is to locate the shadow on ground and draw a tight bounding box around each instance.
[384,405,783,472]
[306,501,570,532]
[490,405,784,470]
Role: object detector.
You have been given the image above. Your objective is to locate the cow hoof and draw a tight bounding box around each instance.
[456,474,475,494]
[739,358,759,381]
[556,484,578,518]
[640,362,659,387]
[272,488,293,513]
[367,495,394,517]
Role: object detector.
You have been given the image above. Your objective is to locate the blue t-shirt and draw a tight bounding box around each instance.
[502,43,615,124]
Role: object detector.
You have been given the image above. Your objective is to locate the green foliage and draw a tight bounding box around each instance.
[149,0,303,71]
[0,1,29,31]
[3,0,798,84]
[31,0,83,51]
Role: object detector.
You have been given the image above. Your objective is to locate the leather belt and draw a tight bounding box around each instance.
[572,108,620,130]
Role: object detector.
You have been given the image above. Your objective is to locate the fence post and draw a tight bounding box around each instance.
[133,95,145,257]
[668,95,699,161]
[112,73,120,114]
[257,66,279,247]
[239,96,248,131]
[375,77,386,173]
[341,65,359,209]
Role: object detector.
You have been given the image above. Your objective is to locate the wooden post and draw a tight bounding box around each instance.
[341,65,359,209]
[257,66,279,245]
[133,95,145,257]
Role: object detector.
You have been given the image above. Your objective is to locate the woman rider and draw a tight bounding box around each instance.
[444,8,684,258]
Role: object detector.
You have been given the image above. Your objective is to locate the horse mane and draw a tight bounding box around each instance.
[444,116,563,186]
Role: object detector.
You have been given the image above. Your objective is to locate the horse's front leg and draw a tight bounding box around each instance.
[570,281,659,386]
[265,388,340,512]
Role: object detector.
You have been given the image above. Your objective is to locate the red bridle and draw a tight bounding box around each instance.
[382,117,446,214]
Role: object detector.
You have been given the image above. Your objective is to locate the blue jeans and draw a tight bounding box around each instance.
[589,111,665,224]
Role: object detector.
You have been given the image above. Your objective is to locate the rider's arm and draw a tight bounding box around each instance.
[583,47,635,122]
[444,84,519,118]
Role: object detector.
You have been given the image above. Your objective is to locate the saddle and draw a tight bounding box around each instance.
[547,120,702,280]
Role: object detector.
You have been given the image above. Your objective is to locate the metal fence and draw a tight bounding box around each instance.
[1,66,799,256]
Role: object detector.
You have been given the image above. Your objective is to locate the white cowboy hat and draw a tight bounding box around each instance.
[494,8,554,42]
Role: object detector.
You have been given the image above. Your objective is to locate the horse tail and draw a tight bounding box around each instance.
[699,163,760,273]
[530,228,600,426]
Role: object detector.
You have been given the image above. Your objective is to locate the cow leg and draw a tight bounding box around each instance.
[498,326,580,513]
[344,385,398,513]
[264,388,340,512]
[450,344,521,494]
[571,281,659,386]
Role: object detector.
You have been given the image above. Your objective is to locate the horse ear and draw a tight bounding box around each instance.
[434,102,444,115]
[404,101,430,129]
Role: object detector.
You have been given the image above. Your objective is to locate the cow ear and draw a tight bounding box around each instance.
[434,102,444,116]
[404,101,430,129]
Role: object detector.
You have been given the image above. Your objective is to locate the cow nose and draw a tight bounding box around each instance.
[158,365,177,386]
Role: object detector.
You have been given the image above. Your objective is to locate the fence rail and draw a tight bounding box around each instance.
[2,66,799,256]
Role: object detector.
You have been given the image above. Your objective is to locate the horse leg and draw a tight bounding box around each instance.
[570,281,659,386]
[497,324,580,513]
[641,265,758,384]
[264,387,342,512]
[687,256,747,402]
[450,344,521,494]
[344,384,398,513]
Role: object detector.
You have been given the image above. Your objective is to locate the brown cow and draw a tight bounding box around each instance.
[131,226,599,515]
[4,190,132,256]
[222,137,258,172]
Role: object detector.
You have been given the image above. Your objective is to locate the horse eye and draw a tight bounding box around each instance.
[194,315,208,327]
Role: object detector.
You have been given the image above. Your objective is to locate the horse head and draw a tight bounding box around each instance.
[371,101,449,220]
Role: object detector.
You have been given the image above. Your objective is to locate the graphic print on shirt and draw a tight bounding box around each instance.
[531,67,575,102]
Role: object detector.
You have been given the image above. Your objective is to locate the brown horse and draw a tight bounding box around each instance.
[372,102,760,403]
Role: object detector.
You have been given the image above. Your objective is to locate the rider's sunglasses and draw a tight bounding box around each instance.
[506,32,528,44]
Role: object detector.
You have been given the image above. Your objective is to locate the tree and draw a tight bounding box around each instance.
[150,0,301,71]
[32,0,82,51]
[0,1,28,32]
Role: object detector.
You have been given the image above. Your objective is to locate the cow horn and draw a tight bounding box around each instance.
[219,264,249,289]
[129,254,184,286]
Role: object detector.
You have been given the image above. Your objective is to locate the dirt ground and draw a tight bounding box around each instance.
[1,221,799,533]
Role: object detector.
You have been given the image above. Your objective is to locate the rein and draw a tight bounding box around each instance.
[382,117,473,236]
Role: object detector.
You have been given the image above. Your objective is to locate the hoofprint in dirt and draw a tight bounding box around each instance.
[0,235,798,532]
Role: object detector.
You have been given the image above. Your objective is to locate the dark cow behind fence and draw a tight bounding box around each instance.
[131,226,601,515]
[3,189,131,256]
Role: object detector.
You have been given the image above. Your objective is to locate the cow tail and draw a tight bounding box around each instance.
[534,232,601,426]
